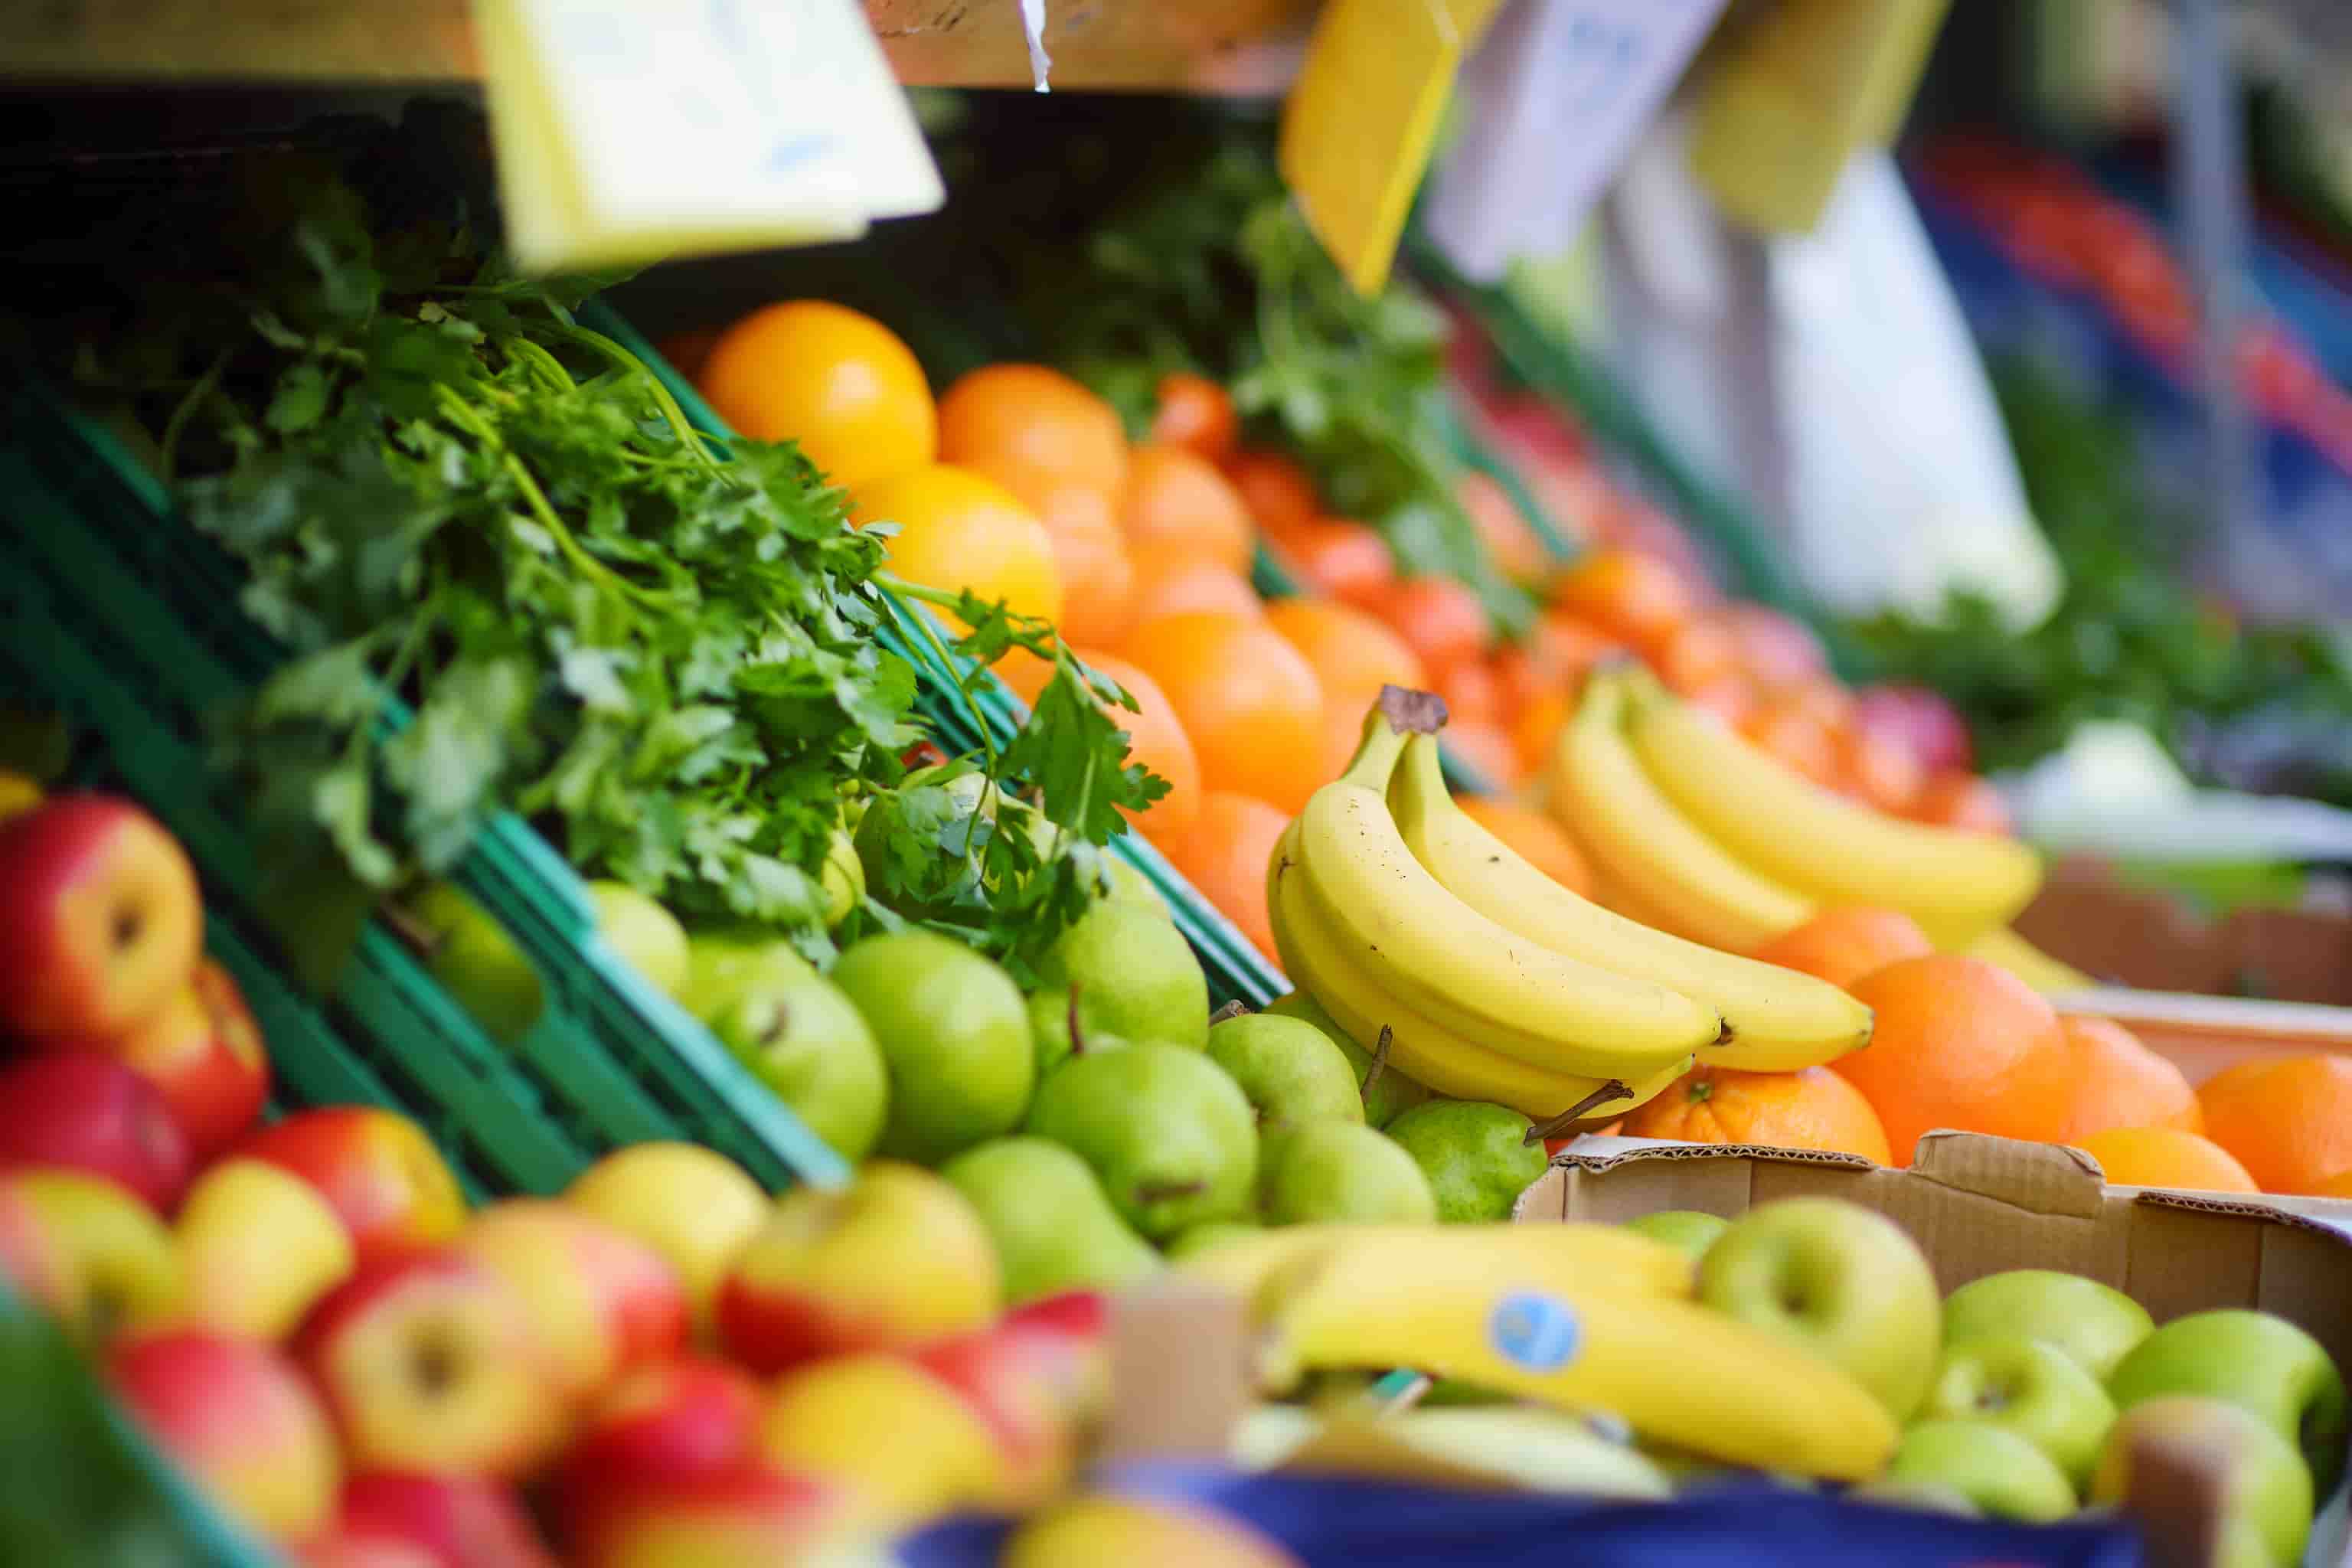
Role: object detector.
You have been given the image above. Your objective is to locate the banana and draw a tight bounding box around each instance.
[1391,733,1873,1072]
[1243,1404,1676,1500]
[1269,828,1691,1120]
[1173,1221,1697,1308]
[1546,670,1816,951]
[1960,926,2093,995]
[1289,707,1720,1078]
[1622,673,2043,943]
[1250,1235,1899,1481]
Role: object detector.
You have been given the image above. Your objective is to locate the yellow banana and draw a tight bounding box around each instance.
[1623,674,2043,944]
[1292,707,1720,1078]
[1252,1236,1899,1481]
[1269,831,1690,1121]
[1173,1221,1696,1308]
[1392,734,1873,1072]
[1546,671,1815,951]
[1959,926,2092,995]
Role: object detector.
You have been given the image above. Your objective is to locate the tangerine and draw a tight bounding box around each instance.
[1433,658,1504,729]
[1280,518,1394,606]
[1837,956,2071,1165]
[2196,1056,2352,1195]
[1120,445,1255,573]
[936,364,1127,508]
[1750,907,1932,990]
[1548,547,1694,652]
[1120,613,1326,815]
[1031,485,1136,650]
[1366,577,1491,677]
[1263,599,1429,781]
[1164,793,1292,963]
[1714,604,1828,692]
[1456,796,1591,897]
[1226,449,1321,540]
[1456,472,1549,584]
[1622,1064,1893,1164]
[1651,617,1740,696]
[1441,721,1524,791]
[1148,373,1237,465]
[698,302,936,491]
[1123,544,1264,629]
[2073,1127,2259,1194]
[2049,1017,2202,1142]
[1740,697,1841,789]
[1511,691,1572,776]
[1070,650,1201,850]
[1836,727,1928,815]
[849,463,1062,625]
[1910,773,2013,836]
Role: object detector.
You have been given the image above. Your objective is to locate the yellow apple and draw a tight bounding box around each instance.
[564,1143,767,1337]
[459,1199,688,1406]
[756,1352,1003,1534]
[8,1168,181,1341]
[176,1158,354,1341]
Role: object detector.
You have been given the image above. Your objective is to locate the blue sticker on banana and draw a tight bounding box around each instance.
[1487,1291,1580,1371]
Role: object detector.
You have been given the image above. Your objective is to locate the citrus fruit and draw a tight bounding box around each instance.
[1548,547,1694,652]
[1263,599,1428,780]
[1439,721,1524,790]
[1148,373,1237,464]
[1364,577,1490,678]
[1651,617,1740,697]
[1069,650,1200,850]
[849,463,1063,625]
[936,364,1127,508]
[1120,613,1325,815]
[697,302,936,491]
[1455,796,1590,897]
[1164,793,1292,963]
[1433,659,1504,729]
[1713,604,1828,692]
[2196,1056,2352,1196]
[1834,727,1928,815]
[1031,485,1135,649]
[1510,691,1571,775]
[1750,908,1932,990]
[1910,773,2013,836]
[1455,472,1547,583]
[1119,445,1254,573]
[1225,449,1321,539]
[1836,956,2070,1165]
[1279,518,1393,606]
[1682,671,1760,730]
[1622,1064,1893,1164]
[2073,1127,2259,1194]
[2311,1169,2352,1199]
[2049,1017,2201,1143]
[1123,544,1264,629]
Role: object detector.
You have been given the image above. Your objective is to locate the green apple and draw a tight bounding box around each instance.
[1921,1337,2115,1491]
[1942,1269,2153,1383]
[1622,1210,1730,1263]
[408,881,544,1044]
[1844,1478,1982,1517]
[2090,1396,2313,1568]
[2106,1308,2347,1493]
[586,880,690,999]
[1883,1419,2076,1524]
[707,972,889,1161]
[1696,1197,1942,1421]
[676,928,815,1021]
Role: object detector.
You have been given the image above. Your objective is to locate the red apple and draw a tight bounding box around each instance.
[335,1472,557,1568]
[0,795,203,1043]
[107,1328,341,1542]
[551,1356,765,1540]
[5,1168,181,1341]
[0,1054,191,1211]
[1852,684,1974,776]
[565,1465,853,1568]
[456,1200,686,1406]
[103,959,271,1160]
[715,1161,999,1375]
[914,1322,1080,1511]
[298,1247,567,1478]
[237,1107,466,1268]
[0,1174,81,1319]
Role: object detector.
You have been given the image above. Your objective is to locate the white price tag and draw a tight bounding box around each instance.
[1423,0,1728,282]
[477,0,945,274]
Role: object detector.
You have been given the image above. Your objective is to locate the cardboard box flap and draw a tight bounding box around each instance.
[1909,1129,2106,1218]
[1516,1138,1878,1224]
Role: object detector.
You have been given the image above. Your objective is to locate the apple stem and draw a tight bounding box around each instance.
[1209,1000,1252,1025]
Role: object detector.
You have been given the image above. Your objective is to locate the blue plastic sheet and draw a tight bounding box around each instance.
[898,1464,2144,1568]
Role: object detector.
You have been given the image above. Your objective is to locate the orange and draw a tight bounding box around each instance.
[1455,472,1548,584]
[1751,907,1932,990]
[1548,548,1694,653]
[1506,615,1627,710]
[1365,577,1491,678]
[2311,1169,2352,1200]
[936,364,1128,509]
[1120,613,1326,815]
[1031,485,1136,650]
[1511,690,1571,775]
[1837,956,2071,1166]
[2049,1017,2202,1142]
[1148,372,1237,465]
[1911,772,2013,836]
[1456,797,1591,897]
[1280,518,1393,606]
[1442,721,1524,791]
[1714,604,1828,692]
[1835,727,1927,815]
[1622,1064,1893,1164]
[1263,599,1428,780]
[850,463,1063,625]
[698,302,936,491]
[1164,793,1292,963]
[1683,671,1760,730]
[1433,658,1504,729]
[1651,618,1740,697]
[1070,650,1202,850]
[2196,1056,2352,1195]
[2073,1127,2259,1194]
[1740,697,1841,789]
[1119,445,1255,573]
[1226,450,1321,540]
[1123,544,1264,629]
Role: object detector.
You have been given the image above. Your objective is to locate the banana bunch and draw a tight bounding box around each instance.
[1267,695,1722,1125]
[1546,668,2043,952]
[1185,1222,1897,1481]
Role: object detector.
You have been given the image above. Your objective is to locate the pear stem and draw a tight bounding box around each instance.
[1362,1024,1393,1099]
[1067,983,1086,1058]
[1209,1000,1253,1025]
[1522,1080,1636,1145]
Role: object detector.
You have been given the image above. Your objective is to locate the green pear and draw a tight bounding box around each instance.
[1161,1220,1263,1262]
[677,927,815,1021]
[939,1137,1161,1304]
[1623,1210,1731,1263]
[708,972,889,1161]
[1265,991,1428,1127]
[1204,1015,1363,1135]
[1381,1101,1545,1223]
[1102,857,1172,917]
[1025,988,1133,1080]
[818,824,864,929]
[1024,1043,1256,1240]
[1258,1122,1436,1226]
[586,880,690,998]
[409,881,544,1044]
[1031,903,1208,1070]
[831,932,1034,1164]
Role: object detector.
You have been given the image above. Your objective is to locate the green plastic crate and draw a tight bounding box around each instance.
[582,305,1293,1008]
[0,376,850,1199]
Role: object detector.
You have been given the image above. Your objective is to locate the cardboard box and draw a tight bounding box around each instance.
[2018,857,2352,1005]
[1520,1129,2352,1567]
